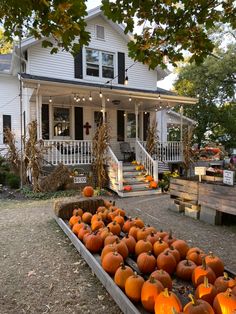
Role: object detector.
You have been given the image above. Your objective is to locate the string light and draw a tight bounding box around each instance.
[124,69,128,85]
[82,96,85,101]
[89,92,92,101]
[163,49,169,64]
[106,97,110,102]
[99,87,103,98]
[129,97,132,102]
[76,95,80,102]
[73,94,77,101]
[49,96,52,103]
[158,94,161,100]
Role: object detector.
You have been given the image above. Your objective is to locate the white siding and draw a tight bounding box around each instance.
[0,75,21,149]
[27,15,157,91]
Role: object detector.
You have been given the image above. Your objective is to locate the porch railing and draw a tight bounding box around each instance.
[43,140,93,165]
[140,141,183,162]
[136,140,158,181]
[107,146,123,191]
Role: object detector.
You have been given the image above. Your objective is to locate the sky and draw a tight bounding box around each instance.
[86,0,176,91]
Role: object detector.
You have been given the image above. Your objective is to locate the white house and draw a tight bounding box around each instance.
[0,6,197,196]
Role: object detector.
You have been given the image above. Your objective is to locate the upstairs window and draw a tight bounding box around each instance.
[86,49,114,79]
[96,25,105,40]
[3,115,11,143]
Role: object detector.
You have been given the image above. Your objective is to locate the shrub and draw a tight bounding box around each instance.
[6,173,20,189]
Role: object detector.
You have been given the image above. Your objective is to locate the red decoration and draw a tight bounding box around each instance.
[83,122,91,135]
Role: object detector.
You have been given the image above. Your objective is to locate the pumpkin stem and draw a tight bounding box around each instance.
[170,245,174,250]
[188,294,198,306]
[225,288,232,297]
[147,251,152,256]
[163,288,170,297]
[209,251,215,258]
[150,231,155,237]
[204,276,209,288]
[120,262,126,269]
[202,257,207,270]
[171,308,178,314]
[223,272,229,280]
[158,237,163,243]
[185,259,191,266]
[168,230,173,239]
[149,276,156,284]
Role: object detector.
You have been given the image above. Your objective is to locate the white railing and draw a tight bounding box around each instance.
[107,146,123,191]
[140,141,183,162]
[43,140,93,165]
[136,140,158,181]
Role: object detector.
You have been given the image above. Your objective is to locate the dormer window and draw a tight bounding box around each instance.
[96,25,105,40]
[86,48,114,79]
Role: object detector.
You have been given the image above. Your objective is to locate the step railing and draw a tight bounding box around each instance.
[107,146,123,191]
[43,140,93,165]
[136,140,158,181]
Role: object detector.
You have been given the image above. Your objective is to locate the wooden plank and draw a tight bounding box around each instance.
[200,200,236,215]
[54,216,142,314]
[169,190,198,202]
[170,178,199,189]
[170,183,198,195]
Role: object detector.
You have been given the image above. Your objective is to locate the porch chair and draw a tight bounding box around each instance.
[120,142,134,162]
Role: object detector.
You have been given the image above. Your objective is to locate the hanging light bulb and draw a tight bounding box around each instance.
[49,96,52,103]
[124,113,126,117]
[163,49,169,64]
[158,94,161,100]
[144,111,147,114]
[73,94,77,101]
[155,108,158,112]
[107,97,110,102]
[89,92,92,101]
[124,70,128,85]
[82,96,85,102]
[129,97,132,102]
[76,96,80,102]
[99,87,103,98]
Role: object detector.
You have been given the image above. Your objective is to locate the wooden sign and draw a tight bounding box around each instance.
[74,176,87,184]
[223,170,234,186]
[195,167,206,176]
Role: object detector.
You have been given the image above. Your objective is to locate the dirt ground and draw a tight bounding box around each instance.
[0,194,236,314]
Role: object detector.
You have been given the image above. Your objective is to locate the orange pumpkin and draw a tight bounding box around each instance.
[163,231,177,246]
[163,246,181,264]
[136,227,150,241]
[176,259,197,281]
[114,239,129,260]
[154,288,182,314]
[83,185,94,197]
[147,232,160,245]
[184,294,214,314]
[121,234,136,254]
[153,238,169,257]
[91,218,105,232]
[113,214,125,227]
[122,217,135,233]
[172,239,190,260]
[213,288,236,314]
[137,251,156,274]
[69,213,81,227]
[129,225,140,240]
[102,251,124,275]
[82,212,93,224]
[192,257,216,287]
[107,220,121,236]
[114,263,134,290]
[100,244,117,261]
[186,247,205,266]
[104,234,119,246]
[146,175,153,182]
[195,276,217,305]
[214,272,236,293]
[133,217,145,228]
[135,239,153,257]
[85,232,103,253]
[150,269,173,290]
[125,272,145,303]
[72,208,83,217]
[72,221,86,236]
[149,180,158,189]
[77,224,91,241]
[205,252,224,278]
[141,277,164,312]
[156,251,177,275]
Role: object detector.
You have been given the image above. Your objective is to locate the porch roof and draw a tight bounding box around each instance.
[21,73,198,111]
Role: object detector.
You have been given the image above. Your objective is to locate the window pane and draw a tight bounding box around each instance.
[53,108,70,137]
[102,53,114,66]
[54,108,70,122]
[86,49,99,63]
[54,123,70,137]
[87,63,99,77]
[102,66,114,78]
[127,113,136,138]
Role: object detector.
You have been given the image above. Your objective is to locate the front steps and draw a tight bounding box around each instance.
[109,163,161,198]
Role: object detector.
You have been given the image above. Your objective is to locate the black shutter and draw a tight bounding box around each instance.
[42,104,49,140]
[74,47,83,79]
[117,110,124,141]
[143,112,150,141]
[3,115,11,143]
[74,107,83,140]
[118,52,125,84]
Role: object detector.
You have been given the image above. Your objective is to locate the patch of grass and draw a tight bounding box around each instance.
[21,187,80,200]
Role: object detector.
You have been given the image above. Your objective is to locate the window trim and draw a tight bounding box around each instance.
[52,105,72,139]
[95,24,105,41]
[2,114,11,144]
[84,47,116,82]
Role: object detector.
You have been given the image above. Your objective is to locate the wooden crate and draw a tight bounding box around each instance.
[169,178,199,204]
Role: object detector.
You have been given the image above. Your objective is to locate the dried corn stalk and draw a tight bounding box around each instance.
[4,127,21,176]
[146,120,159,157]
[182,126,195,177]
[92,122,110,190]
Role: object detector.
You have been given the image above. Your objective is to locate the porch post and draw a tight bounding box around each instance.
[35,85,40,139]
[135,103,139,159]
[39,94,42,139]
[102,97,106,122]
[180,105,183,141]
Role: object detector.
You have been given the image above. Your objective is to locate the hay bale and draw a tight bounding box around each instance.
[54,196,105,220]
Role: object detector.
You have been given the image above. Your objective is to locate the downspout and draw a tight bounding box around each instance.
[35,83,40,139]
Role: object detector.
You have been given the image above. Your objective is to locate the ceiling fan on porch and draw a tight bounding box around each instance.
[112,100,121,106]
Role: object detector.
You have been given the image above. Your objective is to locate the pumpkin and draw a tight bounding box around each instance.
[102,251,124,275]
[195,276,217,305]
[72,221,86,236]
[123,185,132,191]
[146,225,158,234]
[141,277,164,312]
[153,238,169,257]
[214,272,236,293]
[232,286,236,296]
[137,227,151,241]
[91,213,103,224]
[149,180,158,189]
[96,206,107,213]
[85,232,103,253]
[122,217,135,233]
[129,225,140,240]
[104,234,119,246]
[91,218,105,232]
[137,251,157,274]
[186,247,205,266]
[156,230,168,239]
[69,213,81,227]
[205,252,224,278]
[172,239,190,260]
[146,175,153,182]
[114,239,129,260]
[176,259,197,281]
[103,199,113,209]
[125,272,145,303]
[150,269,173,290]
[99,227,113,241]
[164,246,181,264]
[192,257,216,287]
[77,224,91,241]
[72,208,83,217]
[114,207,126,217]
[184,294,215,314]
[121,234,136,254]
[133,217,145,228]
[108,220,122,235]
[154,288,182,314]
[135,239,153,256]
[83,185,94,197]
[213,288,236,314]
[82,212,93,224]
[163,231,177,246]
[113,214,125,227]
[101,243,117,261]
[156,251,177,275]
[114,263,134,290]
[147,232,160,245]
[107,211,117,222]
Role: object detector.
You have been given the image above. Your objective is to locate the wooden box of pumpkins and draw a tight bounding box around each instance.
[55,186,236,314]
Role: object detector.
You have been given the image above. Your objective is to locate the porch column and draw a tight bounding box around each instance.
[102,97,106,122]
[35,85,40,139]
[135,103,139,140]
[180,105,183,141]
[38,94,42,139]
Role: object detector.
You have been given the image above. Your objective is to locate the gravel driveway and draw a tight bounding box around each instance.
[0,194,235,314]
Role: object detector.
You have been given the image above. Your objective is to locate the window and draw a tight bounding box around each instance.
[53,107,70,137]
[96,25,105,40]
[3,115,11,143]
[126,113,136,138]
[86,49,114,79]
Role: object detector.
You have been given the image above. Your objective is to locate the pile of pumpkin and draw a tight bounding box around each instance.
[68,201,236,314]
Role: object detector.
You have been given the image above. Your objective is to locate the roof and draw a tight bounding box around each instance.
[167,109,197,125]
[0,53,12,72]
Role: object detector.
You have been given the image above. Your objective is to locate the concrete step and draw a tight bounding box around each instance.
[117,188,161,198]
[123,172,146,178]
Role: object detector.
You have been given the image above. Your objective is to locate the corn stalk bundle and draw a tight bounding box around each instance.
[146,120,159,157]
[182,126,195,177]
[4,127,21,176]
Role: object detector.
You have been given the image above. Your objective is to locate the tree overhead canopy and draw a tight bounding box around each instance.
[0,1,235,68]
[0,28,13,54]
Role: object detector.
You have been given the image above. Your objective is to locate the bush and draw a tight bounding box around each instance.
[0,171,7,184]
[6,173,20,189]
